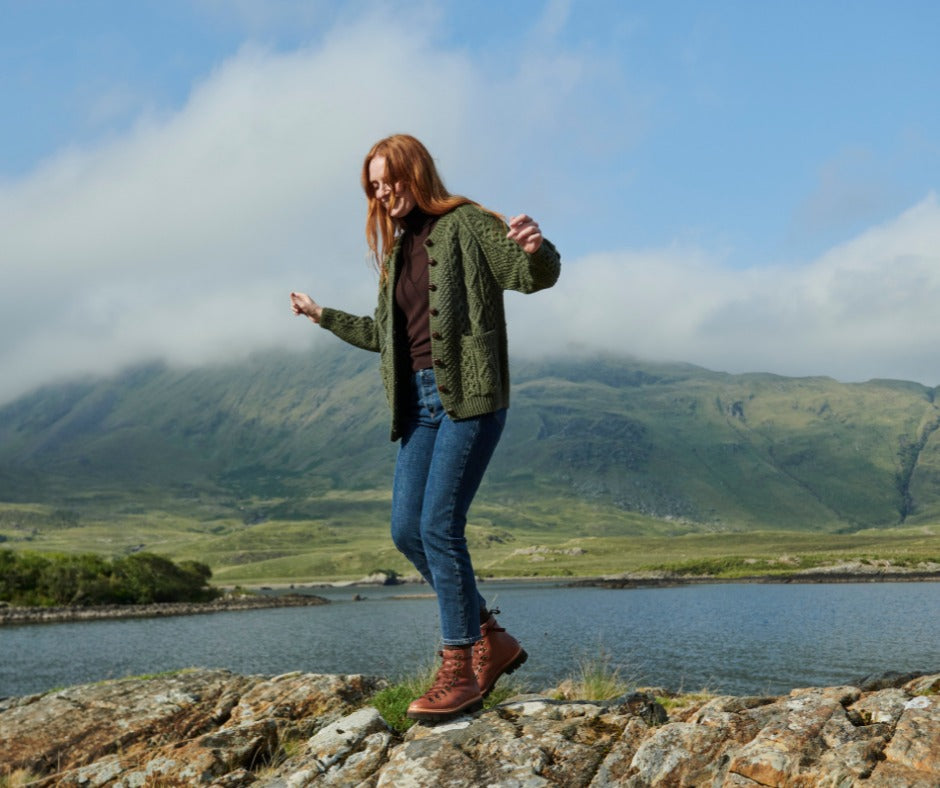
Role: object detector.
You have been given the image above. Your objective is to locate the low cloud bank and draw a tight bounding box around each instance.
[510,193,940,387]
[2,15,938,406]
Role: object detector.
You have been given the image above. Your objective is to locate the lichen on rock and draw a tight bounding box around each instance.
[1,668,938,786]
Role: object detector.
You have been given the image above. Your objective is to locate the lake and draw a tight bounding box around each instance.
[1,581,937,699]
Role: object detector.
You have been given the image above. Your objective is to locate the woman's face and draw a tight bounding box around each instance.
[368,155,416,218]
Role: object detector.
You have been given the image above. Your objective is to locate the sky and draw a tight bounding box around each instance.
[2,0,940,405]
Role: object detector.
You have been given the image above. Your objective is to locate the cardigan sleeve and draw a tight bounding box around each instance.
[463,207,561,294]
[319,306,381,353]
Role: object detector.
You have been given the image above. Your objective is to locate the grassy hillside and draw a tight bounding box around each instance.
[498,358,940,528]
[0,347,938,581]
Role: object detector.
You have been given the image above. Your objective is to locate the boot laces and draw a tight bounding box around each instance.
[480,607,506,634]
[423,650,467,700]
[474,612,506,672]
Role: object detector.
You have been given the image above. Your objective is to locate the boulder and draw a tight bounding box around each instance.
[0,669,384,786]
[1,669,938,786]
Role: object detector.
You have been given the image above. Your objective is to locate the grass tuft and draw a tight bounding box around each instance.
[577,652,633,700]
[253,731,307,780]
[370,655,527,734]
[553,648,634,701]
[655,691,715,713]
[0,771,40,788]
[371,658,440,734]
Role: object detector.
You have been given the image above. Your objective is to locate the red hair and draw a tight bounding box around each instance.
[361,134,501,282]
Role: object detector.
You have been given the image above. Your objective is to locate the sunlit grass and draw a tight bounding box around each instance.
[551,648,636,701]
[655,691,716,714]
[370,654,526,734]
[0,770,40,788]
[2,496,938,586]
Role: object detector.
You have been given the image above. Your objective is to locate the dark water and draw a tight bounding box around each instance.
[1,581,937,699]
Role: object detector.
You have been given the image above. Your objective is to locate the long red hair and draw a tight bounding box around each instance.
[361,134,500,282]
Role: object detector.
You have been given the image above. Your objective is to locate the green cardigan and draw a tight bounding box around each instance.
[319,203,561,441]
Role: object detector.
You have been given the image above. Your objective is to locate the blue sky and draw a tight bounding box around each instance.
[2,0,940,402]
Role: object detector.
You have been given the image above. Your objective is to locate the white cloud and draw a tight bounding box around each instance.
[509,192,940,386]
[1,9,610,404]
[0,19,480,402]
[1,11,939,408]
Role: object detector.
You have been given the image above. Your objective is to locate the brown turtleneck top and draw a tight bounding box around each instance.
[395,207,438,372]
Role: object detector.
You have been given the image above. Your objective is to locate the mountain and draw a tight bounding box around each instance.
[2,345,939,540]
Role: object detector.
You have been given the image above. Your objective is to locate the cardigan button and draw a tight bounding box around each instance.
[439,385,450,394]
[433,359,444,367]
[428,283,437,291]
[431,331,442,340]
[429,308,439,316]
[429,258,438,266]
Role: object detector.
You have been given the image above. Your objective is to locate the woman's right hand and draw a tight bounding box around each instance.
[507,214,544,254]
[290,291,323,324]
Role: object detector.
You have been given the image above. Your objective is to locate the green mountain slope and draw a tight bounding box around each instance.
[498,357,940,529]
[1,346,939,579]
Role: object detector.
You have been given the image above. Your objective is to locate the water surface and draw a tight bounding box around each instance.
[2,581,936,698]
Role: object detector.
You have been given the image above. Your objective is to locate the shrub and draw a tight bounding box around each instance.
[111,553,217,604]
[0,549,219,606]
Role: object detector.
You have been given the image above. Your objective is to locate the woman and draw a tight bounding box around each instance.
[290,134,560,721]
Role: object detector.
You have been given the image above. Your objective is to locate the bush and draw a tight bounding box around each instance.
[0,550,51,605]
[110,553,217,604]
[36,553,112,605]
[0,549,219,606]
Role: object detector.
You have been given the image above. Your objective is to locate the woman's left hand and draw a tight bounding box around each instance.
[507,214,543,254]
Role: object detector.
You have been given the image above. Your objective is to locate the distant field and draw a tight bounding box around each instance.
[2,498,937,586]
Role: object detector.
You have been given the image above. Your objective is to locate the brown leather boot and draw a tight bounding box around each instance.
[406,647,483,721]
[473,609,528,697]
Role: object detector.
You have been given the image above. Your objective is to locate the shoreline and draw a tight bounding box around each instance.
[290,567,940,591]
[4,569,938,626]
[566,568,940,589]
[0,592,328,627]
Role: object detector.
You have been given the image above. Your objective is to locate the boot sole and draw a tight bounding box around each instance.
[406,697,483,722]
[481,648,529,698]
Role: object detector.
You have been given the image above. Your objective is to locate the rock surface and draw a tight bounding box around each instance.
[1,669,937,786]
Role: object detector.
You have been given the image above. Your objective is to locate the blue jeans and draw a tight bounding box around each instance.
[391,368,506,646]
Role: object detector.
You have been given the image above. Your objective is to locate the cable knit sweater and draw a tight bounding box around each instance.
[319,203,561,441]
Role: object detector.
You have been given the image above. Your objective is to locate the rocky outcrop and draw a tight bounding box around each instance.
[1,669,937,786]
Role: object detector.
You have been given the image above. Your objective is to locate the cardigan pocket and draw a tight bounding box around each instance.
[460,330,500,397]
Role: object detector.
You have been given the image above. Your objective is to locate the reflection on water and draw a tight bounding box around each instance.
[1,581,937,698]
